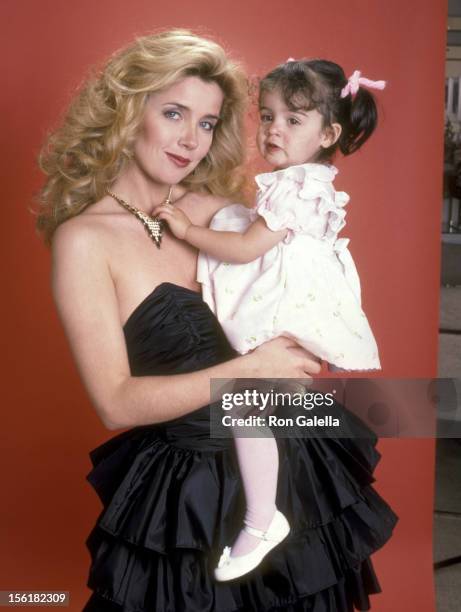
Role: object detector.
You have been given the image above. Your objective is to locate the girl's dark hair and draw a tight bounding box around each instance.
[259,59,379,162]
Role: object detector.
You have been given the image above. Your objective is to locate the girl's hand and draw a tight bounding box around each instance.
[154,203,192,240]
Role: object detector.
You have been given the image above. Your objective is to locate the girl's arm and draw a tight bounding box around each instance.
[154,204,287,263]
[52,220,320,431]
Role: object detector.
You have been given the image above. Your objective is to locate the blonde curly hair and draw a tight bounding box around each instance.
[36,29,248,244]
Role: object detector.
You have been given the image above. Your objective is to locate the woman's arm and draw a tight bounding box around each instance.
[155,204,287,263]
[52,220,320,431]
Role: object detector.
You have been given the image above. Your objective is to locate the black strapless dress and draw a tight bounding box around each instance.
[83,283,398,612]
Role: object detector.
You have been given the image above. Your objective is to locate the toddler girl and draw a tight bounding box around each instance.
[155,59,386,581]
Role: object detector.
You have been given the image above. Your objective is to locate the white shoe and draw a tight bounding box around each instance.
[214,510,290,582]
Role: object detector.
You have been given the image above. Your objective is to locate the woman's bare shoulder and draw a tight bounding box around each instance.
[52,218,100,265]
[51,198,123,256]
[200,192,236,213]
[50,207,121,322]
[180,190,232,210]
[179,191,242,226]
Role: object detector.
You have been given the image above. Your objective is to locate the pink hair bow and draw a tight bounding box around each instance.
[340,70,386,98]
[286,57,296,62]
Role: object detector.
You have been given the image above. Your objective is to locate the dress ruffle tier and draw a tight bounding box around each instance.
[83,413,397,612]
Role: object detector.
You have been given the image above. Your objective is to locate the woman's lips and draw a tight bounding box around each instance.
[166,152,191,168]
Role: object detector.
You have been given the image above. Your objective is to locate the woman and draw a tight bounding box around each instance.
[37,29,397,611]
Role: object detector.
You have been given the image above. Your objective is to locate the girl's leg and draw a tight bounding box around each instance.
[230,431,279,557]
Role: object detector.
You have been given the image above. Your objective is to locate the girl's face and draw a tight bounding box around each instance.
[257,88,336,169]
[133,76,223,186]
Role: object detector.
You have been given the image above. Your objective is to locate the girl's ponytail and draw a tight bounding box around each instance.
[338,88,378,156]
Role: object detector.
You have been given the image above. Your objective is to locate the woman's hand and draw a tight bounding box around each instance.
[243,336,321,380]
[153,203,192,240]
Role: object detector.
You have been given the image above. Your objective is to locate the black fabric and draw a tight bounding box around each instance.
[83,282,398,612]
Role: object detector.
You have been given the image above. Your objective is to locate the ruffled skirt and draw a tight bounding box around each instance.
[83,403,397,611]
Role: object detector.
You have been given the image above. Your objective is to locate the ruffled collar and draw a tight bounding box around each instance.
[255,163,338,189]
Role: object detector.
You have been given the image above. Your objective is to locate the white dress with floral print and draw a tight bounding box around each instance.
[197,163,380,370]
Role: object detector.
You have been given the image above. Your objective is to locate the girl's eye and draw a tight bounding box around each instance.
[288,117,301,125]
[260,114,272,123]
[164,110,181,120]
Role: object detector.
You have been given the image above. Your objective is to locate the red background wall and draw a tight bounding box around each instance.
[1,0,446,610]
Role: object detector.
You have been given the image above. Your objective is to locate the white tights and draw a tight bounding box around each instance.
[230,432,279,557]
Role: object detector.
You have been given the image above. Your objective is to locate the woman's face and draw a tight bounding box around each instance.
[133,75,224,187]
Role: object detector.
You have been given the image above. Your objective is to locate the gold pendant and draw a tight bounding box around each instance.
[106,187,173,249]
[139,212,164,249]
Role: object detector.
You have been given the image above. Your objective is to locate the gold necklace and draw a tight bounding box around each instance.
[106,186,173,249]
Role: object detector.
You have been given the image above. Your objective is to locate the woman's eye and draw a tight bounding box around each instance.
[164,110,181,120]
[200,121,216,132]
